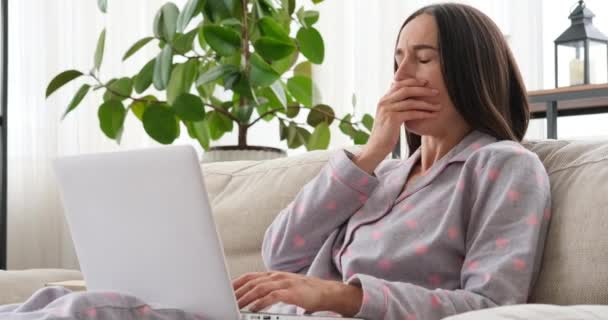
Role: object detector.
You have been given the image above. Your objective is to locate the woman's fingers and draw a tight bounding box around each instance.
[390,78,428,90]
[386,99,441,122]
[384,86,439,104]
[249,289,294,313]
[387,99,441,113]
[396,109,440,122]
[234,273,280,300]
[238,280,291,309]
[232,272,271,292]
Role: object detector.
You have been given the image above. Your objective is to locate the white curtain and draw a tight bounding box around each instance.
[7,0,192,269]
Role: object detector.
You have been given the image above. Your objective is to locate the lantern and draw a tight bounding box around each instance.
[555,0,608,87]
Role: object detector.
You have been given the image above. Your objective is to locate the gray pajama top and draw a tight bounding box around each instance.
[261,130,552,320]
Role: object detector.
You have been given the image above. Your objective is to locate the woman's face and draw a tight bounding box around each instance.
[394,14,469,138]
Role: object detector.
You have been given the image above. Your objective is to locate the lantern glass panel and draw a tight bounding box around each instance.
[589,40,608,84]
[557,40,585,86]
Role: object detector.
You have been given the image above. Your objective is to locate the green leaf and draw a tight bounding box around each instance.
[271,50,299,75]
[296,27,324,64]
[234,104,254,122]
[339,114,356,136]
[122,37,154,61]
[98,100,127,140]
[196,64,238,86]
[97,0,107,13]
[307,104,334,126]
[197,26,209,50]
[153,7,163,38]
[154,2,180,41]
[362,114,374,131]
[293,61,311,77]
[191,120,210,150]
[270,81,286,107]
[279,119,287,140]
[177,0,202,33]
[255,0,275,17]
[62,84,91,120]
[103,77,133,101]
[307,122,330,150]
[46,70,83,98]
[134,59,156,94]
[129,96,157,121]
[250,53,280,87]
[297,9,319,28]
[354,130,370,144]
[173,93,206,121]
[277,118,288,138]
[220,0,237,15]
[203,25,241,56]
[223,71,241,90]
[258,17,290,41]
[142,103,179,144]
[207,110,233,140]
[281,0,296,15]
[286,123,310,149]
[94,29,106,71]
[228,72,255,100]
[167,60,198,104]
[287,76,313,106]
[254,101,272,122]
[286,105,299,118]
[173,29,198,53]
[312,0,324,3]
[204,0,237,22]
[220,17,242,28]
[253,37,296,61]
[153,45,173,90]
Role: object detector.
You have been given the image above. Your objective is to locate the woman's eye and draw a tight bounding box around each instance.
[418,58,430,64]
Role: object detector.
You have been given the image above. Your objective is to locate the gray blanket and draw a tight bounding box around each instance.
[0,287,204,319]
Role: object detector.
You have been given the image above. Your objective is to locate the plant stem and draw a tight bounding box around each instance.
[247,105,362,129]
[238,0,251,148]
[89,73,241,123]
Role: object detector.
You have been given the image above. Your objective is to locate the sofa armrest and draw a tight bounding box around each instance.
[443,304,608,320]
[0,269,82,305]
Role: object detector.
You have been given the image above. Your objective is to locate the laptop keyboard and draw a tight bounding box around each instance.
[241,314,279,320]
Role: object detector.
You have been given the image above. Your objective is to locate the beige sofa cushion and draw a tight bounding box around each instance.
[443,303,608,319]
[0,269,83,304]
[202,146,361,279]
[524,140,608,305]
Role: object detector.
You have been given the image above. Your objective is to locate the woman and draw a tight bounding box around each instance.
[232,3,551,319]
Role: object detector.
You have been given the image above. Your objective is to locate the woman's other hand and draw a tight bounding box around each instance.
[233,271,363,317]
[353,79,441,175]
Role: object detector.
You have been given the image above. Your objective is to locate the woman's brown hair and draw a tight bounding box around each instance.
[396,3,529,156]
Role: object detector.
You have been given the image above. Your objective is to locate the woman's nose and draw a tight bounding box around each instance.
[394,59,415,81]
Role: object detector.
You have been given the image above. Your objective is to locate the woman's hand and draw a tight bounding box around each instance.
[353,78,441,175]
[232,271,363,316]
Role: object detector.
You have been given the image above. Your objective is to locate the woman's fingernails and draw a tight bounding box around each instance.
[431,89,439,94]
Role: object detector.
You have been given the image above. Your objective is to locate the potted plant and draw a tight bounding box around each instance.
[46,0,374,162]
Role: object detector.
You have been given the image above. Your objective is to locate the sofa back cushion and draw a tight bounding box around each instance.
[201,147,360,278]
[203,140,608,305]
[523,140,608,305]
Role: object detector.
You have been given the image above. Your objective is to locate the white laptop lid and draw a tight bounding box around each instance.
[53,145,240,319]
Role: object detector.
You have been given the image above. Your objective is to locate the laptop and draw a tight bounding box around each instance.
[54,145,360,320]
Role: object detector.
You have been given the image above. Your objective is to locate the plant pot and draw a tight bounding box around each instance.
[200,146,287,163]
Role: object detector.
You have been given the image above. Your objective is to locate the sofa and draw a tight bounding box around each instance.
[3,138,608,318]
